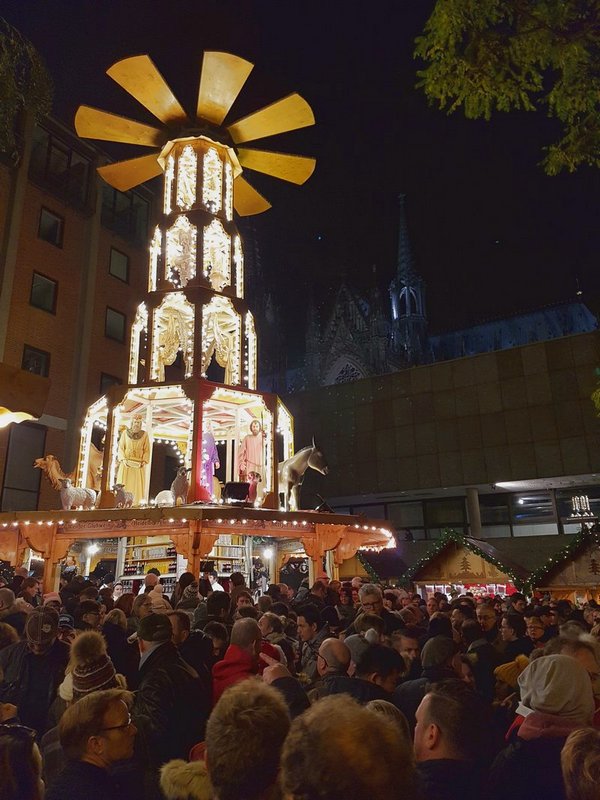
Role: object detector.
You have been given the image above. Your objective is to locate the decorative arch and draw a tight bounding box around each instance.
[165,215,197,288]
[200,296,241,385]
[176,145,197,210]
[324,355,368,386]
[203,218,231,292]
[245,311,257,389]
[203,147,223,213]
[151,293,195,382]
[128,302,148,384]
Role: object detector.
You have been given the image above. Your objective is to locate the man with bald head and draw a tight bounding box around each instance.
[317,638,351,678]
[212,617,262,703]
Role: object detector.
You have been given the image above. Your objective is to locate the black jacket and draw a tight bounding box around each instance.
[0,639,69,734]
[489,733,568,800]
[133,641,210,771]
[102,621,140,689]
[417,759,487,800]
[178,630,214,687]
[393,666,458,732]
[46,761,115,800]
[311,674,398,706]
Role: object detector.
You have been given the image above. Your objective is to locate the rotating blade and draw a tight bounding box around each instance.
[197,51,254,125]
[227,93,315,144]
[97,153,162,191]
[107,55,188,125]
[233,176,271,216]
[75,105,163,147]
[237,148,316,185]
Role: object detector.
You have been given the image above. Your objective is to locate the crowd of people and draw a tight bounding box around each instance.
[1,565,600,800]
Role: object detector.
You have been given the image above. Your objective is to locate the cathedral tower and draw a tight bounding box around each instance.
[389,194,427,365]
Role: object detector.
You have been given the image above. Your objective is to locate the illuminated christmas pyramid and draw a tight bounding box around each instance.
[73,52,316,508]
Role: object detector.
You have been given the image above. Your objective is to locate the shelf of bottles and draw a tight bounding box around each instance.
[208,534,250,581]
[120,535,178,594]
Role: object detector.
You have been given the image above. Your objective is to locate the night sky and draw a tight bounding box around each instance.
[5,1,600,361]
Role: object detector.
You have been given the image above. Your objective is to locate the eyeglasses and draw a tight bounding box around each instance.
[98,713,133,732]
[362,600,382,610]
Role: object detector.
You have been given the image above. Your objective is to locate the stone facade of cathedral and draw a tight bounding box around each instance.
[284,195,597,392]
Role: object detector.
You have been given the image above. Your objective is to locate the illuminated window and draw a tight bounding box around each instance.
[224,160,233,221]
[164,154,174,214]
[149,226,161,291]
[202,147,222,213]
[203,219,230,292]
[234,235,244,299]
[176,145,197,210]
[166,215,197,287]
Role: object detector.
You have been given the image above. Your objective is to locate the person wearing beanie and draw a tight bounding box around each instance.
[132,611,211,794]
[394,635,461,732]
[43,592,63,611]
[40,631,126,790]
[175,581,200,622]
[494,655,530,693]
[148,583,172,614]
[489,655,595,800]
[0,606,69,734]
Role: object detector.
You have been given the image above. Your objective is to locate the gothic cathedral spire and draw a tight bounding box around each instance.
[389,194,428,365]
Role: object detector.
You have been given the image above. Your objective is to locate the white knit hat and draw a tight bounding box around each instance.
[517,654,595,722]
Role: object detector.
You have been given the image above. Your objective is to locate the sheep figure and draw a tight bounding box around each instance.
[113,484,133,509]
[155,490,175,507]
[171,466,191,506]
[59,478,96,510]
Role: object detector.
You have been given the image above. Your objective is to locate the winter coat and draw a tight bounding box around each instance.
[488,711,584,800]
[102,620,140,689]
[299,625,330,683]
[417,759,487,800]
[46,761,116,800]
[466,638,500,702]
[212,644,257,704]
[271,675,311,718]
[500,637,534,663]
[0,639,69,734]
[393,666,458,732]
[133,641,210,773]
[0,604,28,636]
[310,674,400,707]
[178,630,214,687]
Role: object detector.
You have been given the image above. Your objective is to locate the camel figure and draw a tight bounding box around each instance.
[34,455,75,490]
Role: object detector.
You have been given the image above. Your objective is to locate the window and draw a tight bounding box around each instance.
[109,248,129,282]
[101,185,149,244]
[29,125,91,207]
[22,345,50,377]
[30,272,57,313]
[38,208,63,247]
[424,498,466,527]
[511,492,555,524]
[479,494,510,525]
[99,372,122,394]
[105,307,126,343]
[1,423,46,511]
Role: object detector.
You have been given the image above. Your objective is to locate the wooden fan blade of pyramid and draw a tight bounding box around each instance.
[97,153,162,191]
[107,55,188,125]
[75,106,164,147]
[237,148,316,185]
[197,51,254,125]
[233,176,271,216]
[227,93,315,144]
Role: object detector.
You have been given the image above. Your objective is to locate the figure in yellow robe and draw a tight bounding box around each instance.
[116,416,149,505]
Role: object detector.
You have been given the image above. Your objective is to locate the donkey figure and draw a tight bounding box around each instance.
[278,438,329,512]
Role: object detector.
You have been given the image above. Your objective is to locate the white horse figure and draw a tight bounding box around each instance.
[278,439,329,511]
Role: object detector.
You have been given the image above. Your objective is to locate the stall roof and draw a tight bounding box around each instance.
[360,530,574,587]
